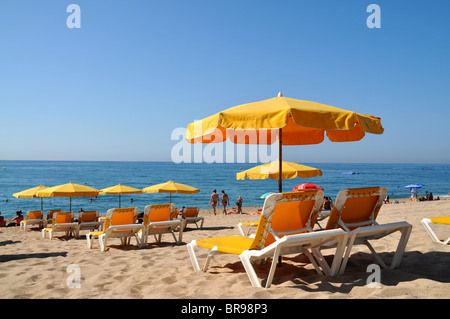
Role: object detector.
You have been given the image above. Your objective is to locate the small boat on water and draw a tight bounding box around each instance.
[342,171,359,175]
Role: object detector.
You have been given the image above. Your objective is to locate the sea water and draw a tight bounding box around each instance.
[0,160,449,219]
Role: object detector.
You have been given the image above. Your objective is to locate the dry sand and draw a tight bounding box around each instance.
[0,199,449,299]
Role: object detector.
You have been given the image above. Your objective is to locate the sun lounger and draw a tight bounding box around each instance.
[20,210,45,231]
[45,209,63,227]
[75,210,102,238]
[181,207,204,229]
[187,191,348,288]
[86,207,142,252]
[42,212,78,240]
[321,187,412,275]
[138,203,184,245]
[421,216,450,245]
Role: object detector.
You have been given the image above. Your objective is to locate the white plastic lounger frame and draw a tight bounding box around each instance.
[86,207,142,252]
[322,187,412,275]
[42,212,78,240]
[421,217,450,245]
[75,210,102,238]
[183,207,204,229]
[20,210,46,231]
[139,204,184,245]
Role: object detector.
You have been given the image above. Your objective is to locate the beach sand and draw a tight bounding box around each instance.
[0,199,449,299]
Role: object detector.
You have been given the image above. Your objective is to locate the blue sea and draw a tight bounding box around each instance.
[1,161,449,219]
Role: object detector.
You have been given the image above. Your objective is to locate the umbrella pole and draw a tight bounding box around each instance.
[70,198,72,212]
[278,128,283,267]
[41,198,43,211]
[119,194,121,208]
[170,193,172,203]
[278,128,283,193]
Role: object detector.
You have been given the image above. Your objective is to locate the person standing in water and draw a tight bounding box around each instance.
[209,189,219,215]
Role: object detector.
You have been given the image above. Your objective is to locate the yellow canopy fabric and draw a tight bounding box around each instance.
[100,184,142,195]
[142,181,200,194]
[236,161,323,180]
[13,185,48,198]
[186,93,384,145]
[13,185,49,211]
[36,182,101,212]
[37,182,100,198]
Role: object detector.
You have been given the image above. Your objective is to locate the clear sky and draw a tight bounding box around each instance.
[0,0,449,164]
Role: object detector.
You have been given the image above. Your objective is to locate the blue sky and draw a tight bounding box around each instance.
[0,0,449,163]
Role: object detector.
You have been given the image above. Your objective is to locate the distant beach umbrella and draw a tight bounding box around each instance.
[404,184,424,189]
[100,184,142,208]
[236,161,322,181]
[142,180,200,203]
[186,92,383,192]
[292,183,324,192]
[13,185,49,211]
[36,182,101,212]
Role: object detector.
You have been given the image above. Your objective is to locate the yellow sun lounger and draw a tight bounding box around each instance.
[421,216,450,245]
[181,207,204,229]
[322,187,412,275]
[45,209,63,227]
[75,210,102,238]
[20,210,45,231]
[86,207,142,252]
[42,212,78,240]
[138,203,184,245]
[187,191,348,288]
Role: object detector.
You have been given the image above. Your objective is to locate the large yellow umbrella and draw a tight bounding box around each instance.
[237,160,322,180]
[13,185,49,210]
[100,184,142,208]
[36,182,101,212]
[186,92,383,191]
[142,180,200,203]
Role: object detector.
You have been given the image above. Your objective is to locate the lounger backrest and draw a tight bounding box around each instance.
[264,191,323,246]
[325,187,387,231]
[143,203,175,225]
[79,211,99,223]
[184,207,200,218]
[27,210,43,220]
[105,207,139,232]
[52,212,74,225]
[47,209,63,220]
[248,191,323,250]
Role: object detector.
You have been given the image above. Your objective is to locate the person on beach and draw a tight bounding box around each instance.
[209,190,219,215]
[235,196,243,214]
[221,190,230,215]
[410,188,418,202]
[6,210,23,227]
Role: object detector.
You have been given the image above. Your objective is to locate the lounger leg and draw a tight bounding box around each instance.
[239,252,263,288]
[86,233,94,249]
[339,233,357,275]
[203,247,218,272]
[305,248,326,275]
[421,218,449,244]
[49,230,53,240]
[42,229,46,239]
[265,246,283,288]
[99,234,106,252]
[187,240,201,272]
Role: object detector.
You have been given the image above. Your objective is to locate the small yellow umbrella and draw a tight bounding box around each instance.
[36,182,101,212]
[100,184,142,208]
[237,161,322,180]
[142,180,200,203]
[13,185,49,210]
